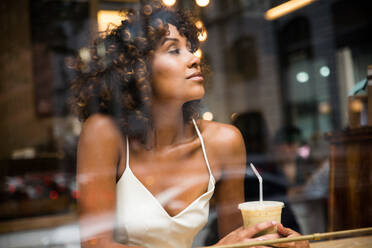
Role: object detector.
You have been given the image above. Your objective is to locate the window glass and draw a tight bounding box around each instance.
[1,0,371,247]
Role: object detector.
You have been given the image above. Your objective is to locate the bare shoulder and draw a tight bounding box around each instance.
[80,114,122,144]
[197,120,245,158]
[198,120,243,146]
[78,114,124,160]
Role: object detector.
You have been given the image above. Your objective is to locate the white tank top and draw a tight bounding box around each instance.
[115,119,215,248]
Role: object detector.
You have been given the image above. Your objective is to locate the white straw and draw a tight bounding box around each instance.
[250,163,263,204]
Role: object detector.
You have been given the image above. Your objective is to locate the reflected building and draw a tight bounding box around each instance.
[202,0,372,141]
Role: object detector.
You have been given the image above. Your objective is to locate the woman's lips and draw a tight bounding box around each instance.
[188,75,204,81]
[187,73,204,82]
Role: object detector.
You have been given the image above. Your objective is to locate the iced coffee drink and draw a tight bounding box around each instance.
[238,201,284,236]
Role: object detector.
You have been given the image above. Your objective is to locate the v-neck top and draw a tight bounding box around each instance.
[115,119,215,248]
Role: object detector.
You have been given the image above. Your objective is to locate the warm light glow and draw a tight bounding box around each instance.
[231,112,238,121]
[195,20,207,42]
[265,0,315,21]
[97,10,125,32]
[198,30,207,42]
[79,47,91,63]
[196,0,210,7]
[319,102,331,114]
[195,20,203,29]
[162,0,176,6]
[89,238,98,246]
[97,42,106,57]
[194,48,202,58]
[202,112,213,121]
[350,99,364,113]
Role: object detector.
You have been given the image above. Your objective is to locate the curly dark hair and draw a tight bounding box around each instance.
[70,1,207,144]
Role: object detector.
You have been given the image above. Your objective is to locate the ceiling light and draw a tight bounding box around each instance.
[265,0,315,21]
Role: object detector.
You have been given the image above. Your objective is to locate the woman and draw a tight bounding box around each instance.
[71,1,309,247]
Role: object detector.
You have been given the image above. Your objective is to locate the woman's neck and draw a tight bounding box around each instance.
[149,101,191,150]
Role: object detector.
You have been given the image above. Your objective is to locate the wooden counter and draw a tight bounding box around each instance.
[325,127,372,231]
[310,235,372,248]
[0,212,77,233]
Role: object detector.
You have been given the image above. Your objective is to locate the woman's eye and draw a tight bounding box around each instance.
[169,48,180,54]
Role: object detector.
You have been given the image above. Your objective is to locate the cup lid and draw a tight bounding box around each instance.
[238,201,284,210]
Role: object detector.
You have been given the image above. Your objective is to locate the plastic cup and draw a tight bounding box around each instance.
[238,201,284,236]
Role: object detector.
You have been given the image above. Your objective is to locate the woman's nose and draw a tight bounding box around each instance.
[188,52,201,68]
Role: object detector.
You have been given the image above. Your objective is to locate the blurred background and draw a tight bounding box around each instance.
[0,0,372,247]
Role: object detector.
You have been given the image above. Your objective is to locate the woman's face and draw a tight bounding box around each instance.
[151,24,204,104]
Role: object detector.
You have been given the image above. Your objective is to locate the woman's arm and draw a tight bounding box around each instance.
[210,124,278,245]
[77,114,142,248]
[209,123,309,248]
[213,124,246,237]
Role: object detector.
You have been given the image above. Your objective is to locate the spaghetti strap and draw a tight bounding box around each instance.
[125,122,212,177]
[126,136,130,168]
[192,119,213,177]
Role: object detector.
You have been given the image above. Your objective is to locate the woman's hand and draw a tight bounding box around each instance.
[215,221,280,247]
[272,224,310,248]
[214,222,310,248]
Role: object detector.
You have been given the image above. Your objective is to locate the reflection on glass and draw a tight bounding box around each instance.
[296,71,309,83]
[319,66,330,77]
[79,47,91,63]
[265,0,316,21]
[202,111,213,121]
[1,0,372,247]
[195,20,207,42]
[162,0,177,7]
[194,48,202,58]
[195,0,210,8]
[97,10,123,32]
[318,102,331,115]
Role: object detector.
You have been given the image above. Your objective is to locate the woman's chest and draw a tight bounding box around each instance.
[118,148,221,217]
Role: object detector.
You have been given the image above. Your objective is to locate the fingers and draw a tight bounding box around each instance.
[258,233,281,240]
[273,224,310,248]
[217,226,265,246]
[244,221,278,238]
[277,223,299,237]
[272,240,309,248]
[252,235,280,248]
[217,222,277,245]
[250,236,277,248]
